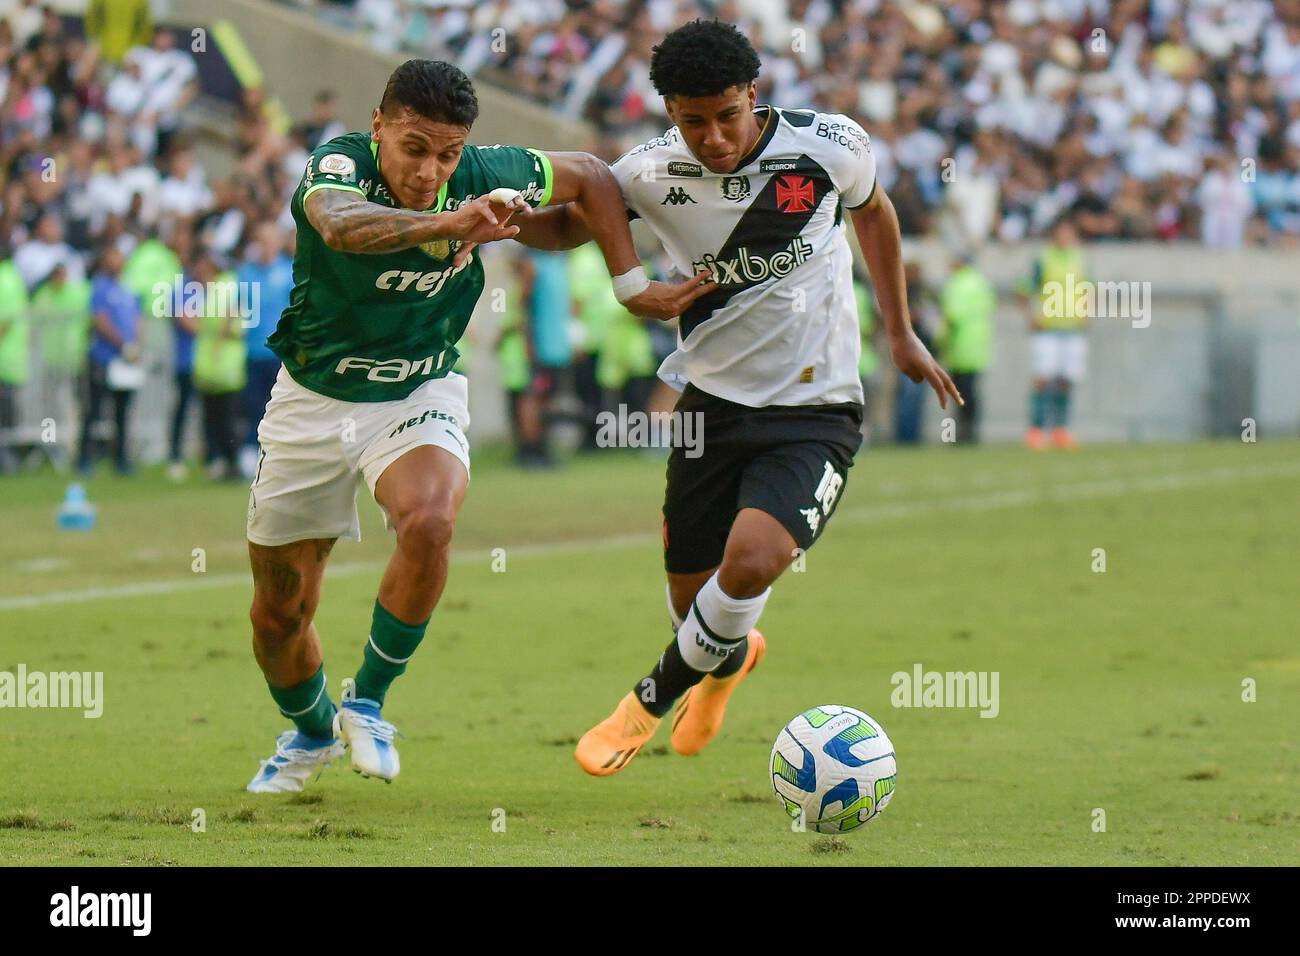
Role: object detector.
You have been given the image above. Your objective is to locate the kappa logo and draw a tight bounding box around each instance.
[776,175,817,213]
[720,176,750,202]
[800,507,821,534]
[661,186,697,206]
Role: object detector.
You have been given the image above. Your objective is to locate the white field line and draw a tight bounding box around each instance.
[2,459,1297,613]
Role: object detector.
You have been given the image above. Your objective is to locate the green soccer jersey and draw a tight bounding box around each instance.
[268,131,553,402]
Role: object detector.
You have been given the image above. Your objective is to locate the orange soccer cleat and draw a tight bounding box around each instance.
[1025,427,1048,450]
[670,629,767,756]
[574,691,661,776]
[1051,427,1079,449]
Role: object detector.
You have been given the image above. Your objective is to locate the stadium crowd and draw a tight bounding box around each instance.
[3,1,1298,476]
[306,0,1300,246]
[0,4,348,478]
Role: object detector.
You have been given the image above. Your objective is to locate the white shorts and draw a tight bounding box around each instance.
[246,367,471,546]
[1031,331,1088,383]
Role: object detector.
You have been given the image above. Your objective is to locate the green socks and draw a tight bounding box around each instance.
[1030,388,1049,428]
[1052,385,1072,427]
[354,600,429,706]
[268,665,337,740]
[1031,385,1071,428]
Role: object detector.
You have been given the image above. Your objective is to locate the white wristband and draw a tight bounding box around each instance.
[612,265,649,303]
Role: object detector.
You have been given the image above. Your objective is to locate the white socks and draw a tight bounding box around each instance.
[666,582,684,632]
[675,573,770,673]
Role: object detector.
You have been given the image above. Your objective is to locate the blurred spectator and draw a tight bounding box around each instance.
[130,28,197,156]
[158,145,213,222]
[14,212,82,291]
[937,253,996,444]
[302,0,1300,245]
[79,245,141,475]
[167,265,198,482]
[894,262,936,445]
[1197,152,1255,248]
[510,249,573,467]
[30,262,89,468]
[121,232,181,313]
[852,269,880,445]
[1023,218,1089,451]
[302,89,346,148]
[191,254,245,481]
[567,242,616,451]
[236,221,291,478]
[86,0,152,65]
[0,255,28,472]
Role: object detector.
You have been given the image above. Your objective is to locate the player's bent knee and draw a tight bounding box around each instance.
[394,497,458,554]
[720,546,788,597]
[249,595,313,651]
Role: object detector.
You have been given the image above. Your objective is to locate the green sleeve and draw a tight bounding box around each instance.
[297,137,374,210]
[462,145,552,208]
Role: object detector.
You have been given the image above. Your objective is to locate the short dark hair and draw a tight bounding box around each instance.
[648,19,760,99]
[379,59,479,127]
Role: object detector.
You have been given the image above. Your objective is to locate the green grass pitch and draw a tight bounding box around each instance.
[1,439,1297,865]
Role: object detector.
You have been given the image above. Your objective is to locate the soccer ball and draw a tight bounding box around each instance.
[770,705,897,833]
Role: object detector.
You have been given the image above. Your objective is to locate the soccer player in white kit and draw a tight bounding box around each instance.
[515,19,962,776]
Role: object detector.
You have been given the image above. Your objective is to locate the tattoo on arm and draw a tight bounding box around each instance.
[306,188,442,255]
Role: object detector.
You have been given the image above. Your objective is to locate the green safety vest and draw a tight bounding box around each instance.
[939,266,995,372]
[121,238,181,318]
[1033,245,1088,330]
[0,261,30,385]
[193,271,247,394]
[569,244,616,355]
[853,279,879,379]
[32,277,93,374]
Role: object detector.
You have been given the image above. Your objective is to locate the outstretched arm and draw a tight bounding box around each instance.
[851,187,963,409]
[305,187,521,255]
[507,151,715,320]
[512,201,592,251]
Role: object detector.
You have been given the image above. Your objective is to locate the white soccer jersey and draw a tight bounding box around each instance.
[611,105,877,407]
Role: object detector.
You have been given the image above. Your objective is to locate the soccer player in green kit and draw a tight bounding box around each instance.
[245,59,714,792]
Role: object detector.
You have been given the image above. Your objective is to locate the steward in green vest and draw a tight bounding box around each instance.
[0,260,30,387]
[31,266,93,376]
[192,262,245,479]
[938,256,996,444]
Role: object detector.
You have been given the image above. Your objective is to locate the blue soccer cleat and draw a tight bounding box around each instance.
[336,679,401,782]
[247,730,345,793]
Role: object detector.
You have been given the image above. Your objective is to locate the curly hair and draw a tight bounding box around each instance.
[379,59,479,127]
[648,19,761,99]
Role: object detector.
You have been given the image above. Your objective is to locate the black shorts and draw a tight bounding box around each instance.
[662,384,864,574]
